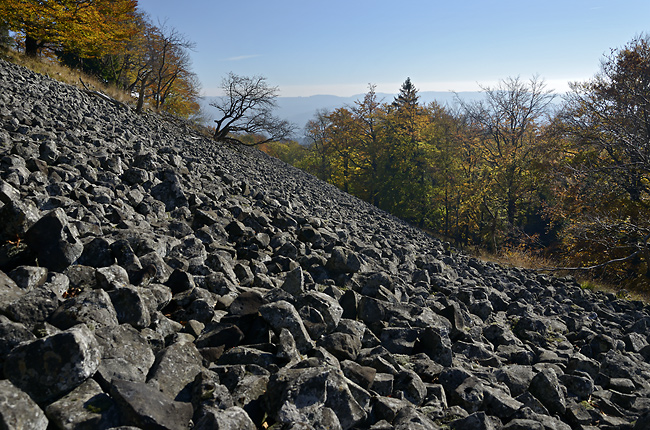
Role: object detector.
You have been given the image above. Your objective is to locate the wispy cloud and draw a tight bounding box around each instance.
[224,54,261,61]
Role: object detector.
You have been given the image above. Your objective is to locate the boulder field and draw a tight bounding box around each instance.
[1,58,650,430]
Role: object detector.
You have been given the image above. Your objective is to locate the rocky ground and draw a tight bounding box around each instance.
[1,58,650,430]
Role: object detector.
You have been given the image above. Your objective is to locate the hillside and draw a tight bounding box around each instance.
[1,59,650,430]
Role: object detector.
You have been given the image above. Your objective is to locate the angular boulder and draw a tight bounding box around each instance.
[3,324,101,404]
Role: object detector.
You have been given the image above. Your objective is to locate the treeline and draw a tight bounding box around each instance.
[263,35,650,291]
[0,0,200,118]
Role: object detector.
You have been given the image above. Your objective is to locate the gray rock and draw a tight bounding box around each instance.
[96,265,130,290]
[150,169,189,211]
[393,406,440,430]
[7,265,47,290]
[191,370,234,410]
[277,327,301,363]
[25,208,83,271]
[229,289,265,316]
[451,411,500,430]
[503,419,544,430]
[326,246,362,274]
[372,373,394,396]
[259,300,315,353]
[371,396,412,423]
[194,405,256,430]
[4,286,59,329]
[529,367,566,416]
[393,369,427,406]
[78,237,115,268]
[110,379,194,430]
[282,265,305,295]
[0,379,48,430]
[0,316,36,367]
[483,386,523,419]
[50,289,119,330]
[0,269,27,312]
[265,366,366,430]
[319,332,362,361]
[0,199,40,243]
[147,341,205,402]
[381,327,419,355]
[45,378,118,430]
[3,324,101,404]
[560,371,594,400]
[94,324,155,384]
[108,285,151,329]
[495,364,535,397]
[196,323,244,349]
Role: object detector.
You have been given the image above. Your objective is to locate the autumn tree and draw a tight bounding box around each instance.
[304,109,334,181]
[554,34,650,285]
[211,73,295,145]
[350,85,385,205]
[458,76,555,248]
[0,0,138,57]
[144,21,196,111]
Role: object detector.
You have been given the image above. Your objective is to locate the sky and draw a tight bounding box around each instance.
[136,0,650,97]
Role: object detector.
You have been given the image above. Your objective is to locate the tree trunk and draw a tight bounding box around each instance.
[136,77,148,114]
[25,34,39,57]
[0,24,10,48]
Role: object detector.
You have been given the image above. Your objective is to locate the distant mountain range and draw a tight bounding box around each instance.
[200,91,484,138]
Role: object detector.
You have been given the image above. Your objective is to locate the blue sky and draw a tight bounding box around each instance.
[136,0,650,97]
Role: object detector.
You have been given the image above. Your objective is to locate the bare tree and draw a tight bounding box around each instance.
[210,73,295,145]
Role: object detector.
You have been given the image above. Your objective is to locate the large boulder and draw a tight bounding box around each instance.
[24,208,83,272]
[3,324,101,404]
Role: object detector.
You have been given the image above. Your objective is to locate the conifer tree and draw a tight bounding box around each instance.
[392,77,419,109]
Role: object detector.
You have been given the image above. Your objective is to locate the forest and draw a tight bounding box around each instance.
[2,1,650,293]
[262,35,650,293]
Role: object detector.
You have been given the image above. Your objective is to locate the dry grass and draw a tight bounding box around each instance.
[475,246,650,303]
[0,47,135,106]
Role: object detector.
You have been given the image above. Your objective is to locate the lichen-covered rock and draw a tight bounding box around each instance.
[3,324,101,404]
[49,289,119,330]
[94,324,155,384]
[0,379,48,430]
[259,300,315,353]
[194,405,256,430]
[45,378,118,430]
[110,379,193,430]
[146,341,204,402]
[265,366,367,430]
[529,367,567,416]
[24,208,83,271]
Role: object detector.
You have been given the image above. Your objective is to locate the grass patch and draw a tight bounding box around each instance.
[473,246,650,303]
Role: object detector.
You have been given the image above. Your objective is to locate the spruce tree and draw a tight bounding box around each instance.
[392,77,419,109]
